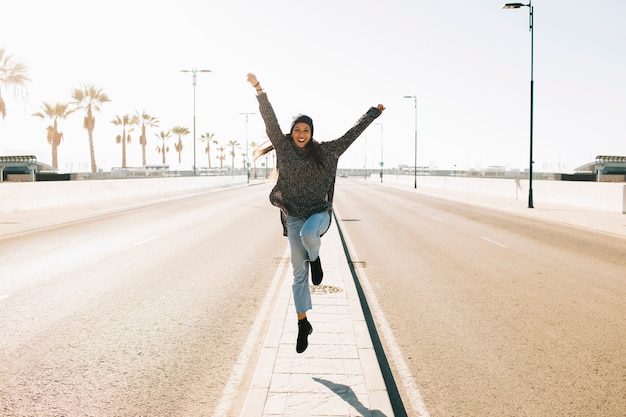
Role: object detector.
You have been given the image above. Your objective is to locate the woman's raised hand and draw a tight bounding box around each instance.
[247,73,258,87]
[377,104,386,112]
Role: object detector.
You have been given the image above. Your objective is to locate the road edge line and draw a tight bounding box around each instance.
[333,208,431,417]
[211,245,290,417]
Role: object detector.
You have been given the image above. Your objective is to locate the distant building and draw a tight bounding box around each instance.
[0,155,55,182]
[574,155,626,182]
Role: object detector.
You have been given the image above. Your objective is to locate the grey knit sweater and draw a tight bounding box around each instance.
[257,92,382,232]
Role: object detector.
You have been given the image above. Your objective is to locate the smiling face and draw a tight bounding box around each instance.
[291,122,312,148]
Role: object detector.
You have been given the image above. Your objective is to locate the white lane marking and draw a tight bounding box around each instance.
[337,209,431,417]
[211,245,290,417]
[0,294,9,301]
[481,237,509,248]
[404,206,443,223]
[405,206,444,222]
[132,236,158,247]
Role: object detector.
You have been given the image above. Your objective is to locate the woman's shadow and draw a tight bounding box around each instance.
[312,377,387,417]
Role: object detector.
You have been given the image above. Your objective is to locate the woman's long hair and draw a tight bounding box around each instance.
[307,139,325,169]
[253,141,274,160]
[254,141,278,180]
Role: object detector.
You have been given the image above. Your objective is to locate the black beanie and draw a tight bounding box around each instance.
[290,114,314,137]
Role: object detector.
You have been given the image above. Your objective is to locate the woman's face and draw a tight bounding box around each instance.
[291,122,312,148]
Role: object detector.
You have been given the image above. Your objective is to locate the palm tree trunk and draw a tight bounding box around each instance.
[122,128,127,168]
[52,120,60,170]
[141,125,147,167]
[86,108,97,173]
[52,142,59,170]
[88,127,97,173]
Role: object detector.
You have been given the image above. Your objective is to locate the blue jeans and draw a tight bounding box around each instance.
[287,211,331,314]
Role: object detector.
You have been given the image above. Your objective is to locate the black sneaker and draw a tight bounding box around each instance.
[296,318,313,353]
[310,256,323,286]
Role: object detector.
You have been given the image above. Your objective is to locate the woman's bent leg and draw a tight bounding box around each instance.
[301,211,331,285]
[287,216,314,353]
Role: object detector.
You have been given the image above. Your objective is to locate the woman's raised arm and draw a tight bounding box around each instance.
[247,73,264,95]
[247,73,283,146]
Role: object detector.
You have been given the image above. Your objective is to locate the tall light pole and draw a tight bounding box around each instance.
[403,95,418,189]
[375,122,384,183]
[239,112,256,183]
[180,68,211,175]
[503,1,534,208]
[363,135,368,180]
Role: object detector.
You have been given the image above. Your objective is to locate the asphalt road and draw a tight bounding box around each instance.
[2,179,625,417]
[0,184,286,417]
[333,178,626,417]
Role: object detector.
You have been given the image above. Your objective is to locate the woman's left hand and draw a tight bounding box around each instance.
[247,73,259,87]
[377,104,386,112]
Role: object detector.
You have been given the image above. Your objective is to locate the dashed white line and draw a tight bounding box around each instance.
[481,237,508,248]
[133,236,158,247]
[404,206,444,222]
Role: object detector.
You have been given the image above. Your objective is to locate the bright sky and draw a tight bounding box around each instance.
[1,0,624,173]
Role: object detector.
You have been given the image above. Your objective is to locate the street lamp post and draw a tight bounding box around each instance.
[180,68,211,175]
[403,95,418,189]
[503,1,534,208]
[239,112,256,183]
[363,135,368,180]
[375,122,384,183]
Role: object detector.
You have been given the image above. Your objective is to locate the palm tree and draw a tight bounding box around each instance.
[155,130,171,164]
[71,83,110,173]
[227,140,240,171]
[199,132,217,168]
[136,111,159,167]
[217,146,226,169]
[111,114,137,168]
[171,126,190,165]
[0,49,30,119]
[32,102,76,170]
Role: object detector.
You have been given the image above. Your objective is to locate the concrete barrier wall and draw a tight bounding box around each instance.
[0,175,247,214]
[382,175,626,214]
[2,174,624,215]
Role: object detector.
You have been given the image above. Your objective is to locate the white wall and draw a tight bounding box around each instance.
[2,174,624,215]
[382,175,626,214]
[0,176,247,214]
